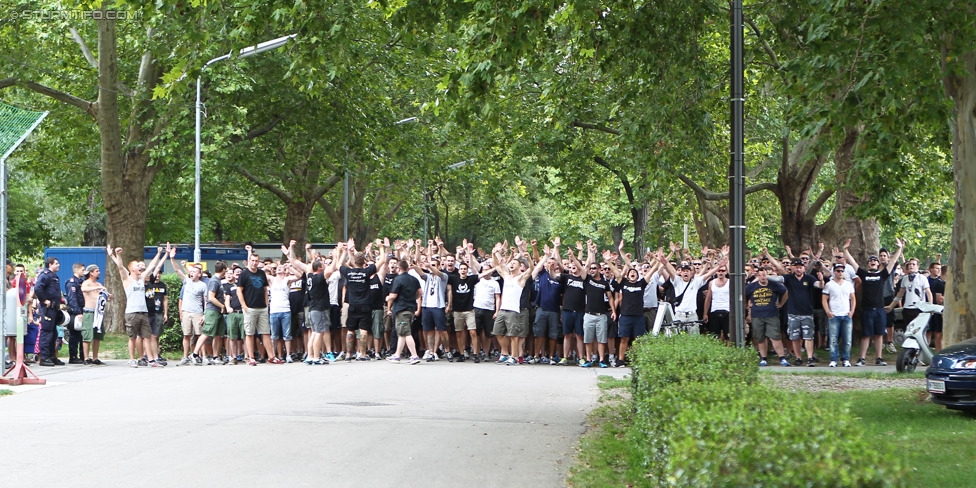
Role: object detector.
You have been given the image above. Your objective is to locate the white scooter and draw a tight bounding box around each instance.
[895,301,943,373]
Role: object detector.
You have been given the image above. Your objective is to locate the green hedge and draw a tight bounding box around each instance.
[157,273,184,355]
[627,334,905,487]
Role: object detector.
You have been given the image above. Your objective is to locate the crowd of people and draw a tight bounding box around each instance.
[3,236,947,371]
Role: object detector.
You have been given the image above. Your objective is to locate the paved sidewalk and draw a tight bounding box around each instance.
[0,359,603,487]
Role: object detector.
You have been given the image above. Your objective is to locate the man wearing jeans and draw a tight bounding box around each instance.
[823,263,856,368]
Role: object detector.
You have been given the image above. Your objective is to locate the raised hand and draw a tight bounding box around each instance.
[895,237,905,248]
[281,244,290,256]
[618,239,625,251]
[842,238,851,249]
[289,239,297,249]
[553,236,561,247]
[721,244,729,257]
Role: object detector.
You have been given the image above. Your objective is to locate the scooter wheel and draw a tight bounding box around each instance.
[896,348,917,373]
[893,330,906,347]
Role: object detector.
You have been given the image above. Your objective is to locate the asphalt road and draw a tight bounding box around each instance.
[0,358,604,487]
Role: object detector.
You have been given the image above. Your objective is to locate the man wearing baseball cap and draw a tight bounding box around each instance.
[822,261,856,367]
[842,238,904,366]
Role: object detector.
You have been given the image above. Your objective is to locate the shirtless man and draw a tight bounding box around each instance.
[80,264,109,365]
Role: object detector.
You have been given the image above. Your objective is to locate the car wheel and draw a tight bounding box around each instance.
[896,348,917,373]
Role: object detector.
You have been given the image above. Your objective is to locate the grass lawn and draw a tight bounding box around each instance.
[813,388,976,487]
[568,375,976,487]
[0,389,12,396]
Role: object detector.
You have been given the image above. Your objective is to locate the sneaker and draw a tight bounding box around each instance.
[326,352,336,362]
[843,360,852,367]
[855,358,866,367]
[69,357,84,365]
[506,356,517,365]
[811,355,821,363]
[373,352,383,360]
[336,351,346,361]
[231,358,239,365]
[313,358,328,365]
[598,361,608,368]
[473,354,481,363]
[422,350,432,360]
[456,354,466,363]
[236,354,244,362]
[408,356,421,365]
[129,359,139,368]
[525,356,536,364]
[39,359,56,367]
[517,356,525,364]
[828,361,837,367]
[137,358,149,367]
[248,358,257,366]
[780,357,791,367]
[206,357,215,365]
[446,350,454,362]
[496,355,509,364]
[792,357,803,366]
[304,356,314,364]
[269,357,284,364]
[759,359,768,367]
[876,357,888,366]
[84,358,93,365]
[286,355,294,363]
[540,356,550,364]
[609,357,617,368]
[193,355,203,366]
[157,357,169,366]
[558,358,570,366]
[92,359,104,365]
[807,358,816,367]
[149,360,161,368]
[580,361,592,368]
[387,355,401,362]
[885,342,897,354]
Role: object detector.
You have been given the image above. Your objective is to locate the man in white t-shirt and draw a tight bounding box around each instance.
[823,263,856,368]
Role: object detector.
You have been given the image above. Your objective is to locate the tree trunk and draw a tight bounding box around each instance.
[943,51,976,346]
[630,199,649,255]
[776,143,827,250]
[815,127,880,261]
[693,194,728,249]
[282,200,315,259]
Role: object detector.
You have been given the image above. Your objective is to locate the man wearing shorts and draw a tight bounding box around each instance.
[489,244,532,365]
[80,265,108,365]
[844,238,903,365]
[169,247,208,365]
[580,247,614,368]
[386,259,423,364]
[745,267,790,366]
[341,240,387,361]
[289,245,342,364]
[145,272,169,364]
[771,257,822,367]
[222,267,244,364]
[472,260,501,363]
[238,253,273,366]
[190,261,227,365]
[448,257,479,362]
[530,241,563,364]
[108,245,166,368]
[414,252,448,362]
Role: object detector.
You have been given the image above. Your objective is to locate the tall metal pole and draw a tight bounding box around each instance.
[343,170,349,241]
[194,76,203,262]
[730,0,746,347]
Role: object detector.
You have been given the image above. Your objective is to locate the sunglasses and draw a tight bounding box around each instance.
[834,255,844,259]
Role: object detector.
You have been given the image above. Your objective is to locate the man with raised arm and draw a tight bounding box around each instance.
[842,238,903,366]
[769,252,823,367]
[287,243,343,364]
[108,245,166,368]
[530,238,564,365]
[489,242,533,365]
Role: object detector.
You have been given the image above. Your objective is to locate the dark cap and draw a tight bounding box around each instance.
[868,255,879,261]
[679,264,692,270]
[833,263,846,270]
[791,258,804,266]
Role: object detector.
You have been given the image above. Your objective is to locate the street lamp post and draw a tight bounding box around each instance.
[194,34,296,262]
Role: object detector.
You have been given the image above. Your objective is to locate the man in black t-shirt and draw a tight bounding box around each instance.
[287,244,342,364]
[448,261,479,362]
[770,256,822,367]
[386,259,423,363]
[222,267,244,363]
[145,273,168,364]
[843,238,903,365]
[237,253,272,366]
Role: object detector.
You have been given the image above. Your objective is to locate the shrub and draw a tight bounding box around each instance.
[157,273,183,355]
[628,334,906,487]
[629,333,758,403]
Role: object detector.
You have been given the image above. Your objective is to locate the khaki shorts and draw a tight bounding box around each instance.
[453,311,476,331]
[752,316,781,342]
[492,310,521,337]
[395,310,414,337]
[244,307,270,336]
[125,312,152,339]
[181,311,204,336]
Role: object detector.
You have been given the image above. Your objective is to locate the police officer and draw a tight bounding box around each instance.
[64,263,86,364]
[35,257,65,367]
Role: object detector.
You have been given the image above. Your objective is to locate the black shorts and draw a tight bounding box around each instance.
[346,304,372,331]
